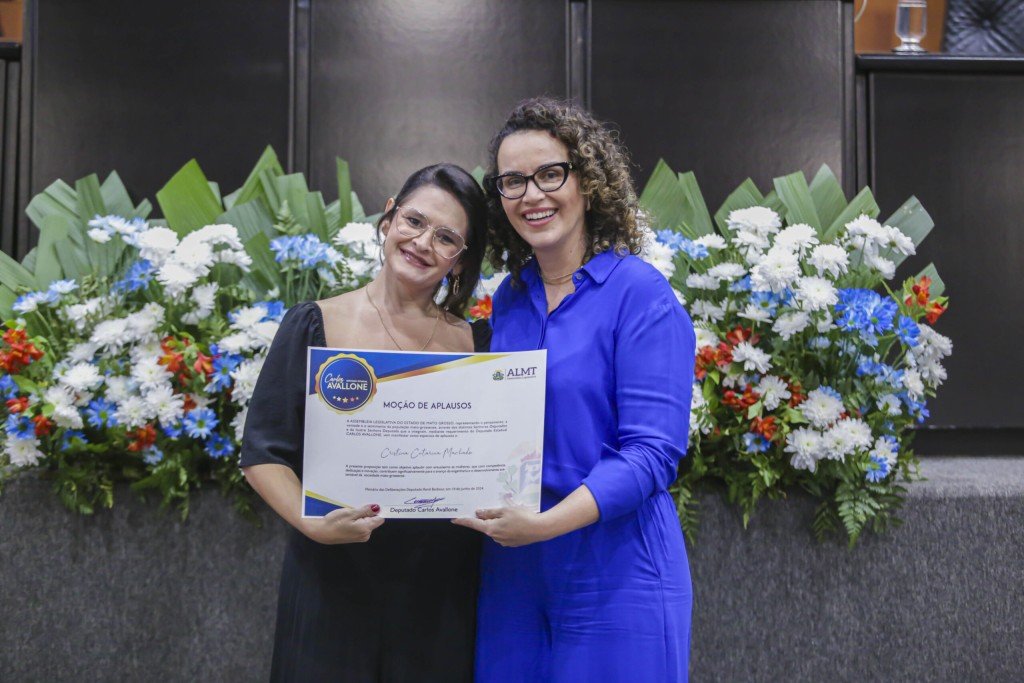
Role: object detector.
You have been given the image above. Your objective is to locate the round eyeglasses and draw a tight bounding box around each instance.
[392,205,468,260]
[487,161,574,200]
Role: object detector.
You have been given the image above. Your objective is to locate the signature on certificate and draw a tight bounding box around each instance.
[404,497,445,509]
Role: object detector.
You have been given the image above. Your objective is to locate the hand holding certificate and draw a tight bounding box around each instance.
[302,346,546,518]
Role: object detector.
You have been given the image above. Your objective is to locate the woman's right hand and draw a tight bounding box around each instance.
[302,504,385,544]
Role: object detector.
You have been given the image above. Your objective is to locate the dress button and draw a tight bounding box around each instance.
[573,273,581,281]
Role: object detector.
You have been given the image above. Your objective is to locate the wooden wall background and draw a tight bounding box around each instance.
[0,0,22,41]
[854,0,947,53]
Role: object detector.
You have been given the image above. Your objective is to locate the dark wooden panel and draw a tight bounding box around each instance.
[591,0,853,210]
[30,0,290,215]
[1,59,17,256]
[309,0,568,212]
[870,72,1024,429]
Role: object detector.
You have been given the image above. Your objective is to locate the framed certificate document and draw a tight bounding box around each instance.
[302,347,546,518]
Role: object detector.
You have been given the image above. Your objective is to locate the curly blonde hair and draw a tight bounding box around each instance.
[485,97,644,282]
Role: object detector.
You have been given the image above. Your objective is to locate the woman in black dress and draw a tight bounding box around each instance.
[240,163,490,682]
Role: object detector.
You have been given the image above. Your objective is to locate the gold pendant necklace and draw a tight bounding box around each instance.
[365,285,441,352]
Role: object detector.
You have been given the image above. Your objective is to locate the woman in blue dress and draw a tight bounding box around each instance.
[454,98,696,682]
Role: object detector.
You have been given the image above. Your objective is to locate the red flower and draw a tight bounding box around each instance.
[127,424,157,452]
[469,295,493,320]
[193,352,214,378]
[6,396,29,413]
[788,379,806,407]
[182,393,197,412]
[695,343,733,380]
[725,325,760,347]
[0,328,44,374]
[905,276,931,307]
[32,415,53,437]
[925,301,947,324]
[723,384,760,412]
[751,416,778,441]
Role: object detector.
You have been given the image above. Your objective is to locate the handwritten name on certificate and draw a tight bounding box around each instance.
[301,347,546,518]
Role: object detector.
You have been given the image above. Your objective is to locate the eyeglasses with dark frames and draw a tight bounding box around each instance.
[487,161,574,200]
[391,205,468,260]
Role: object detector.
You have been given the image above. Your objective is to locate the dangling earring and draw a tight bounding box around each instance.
[451,274,461,296]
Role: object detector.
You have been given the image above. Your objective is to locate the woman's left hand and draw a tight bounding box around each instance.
[452,507,553,547]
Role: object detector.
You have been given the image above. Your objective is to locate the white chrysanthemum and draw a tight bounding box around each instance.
[870,436,899,468]
[156,262,200,297]
[106,216,142,236]
[90,318,129,350]
[181,283,219,325]
[801,387,845,429]
[44,385,75,409]
[903,368,925,400]
[877,393,902,416]
[727,206,782,237]
[772,311,810,340]
[143,384,185,426]
[794,276,838,312]
[87,228,112,243]
[133,227,179,265]
[690,300,725,322]
[214,249,253,271]
[230,305,268,331]
[642,234,676,279]
[60,363,103,393]
[132,356,173,390]
[190,224,244,250]
[126,303,164,341]
[916,325,953,360]
[694,234,727,250]
[685,273,719,290]
[706,262,746,281]
[173,234,216,273]
[863,251,896,279]
[230,357,265,405]
[104,375,138,404]
[694,325,718,349]
[845,215,888,250]
[476,272,509,298]
[63,297,104,332]
[689,386,713,439]
[808,244,849,279]
[917,359,947,387]
[67,342,99,364]
[750,247,800,293]
[673,289,686,306]
[732,341,771,374]
[232,406,249,442]
[883,225,916,256]
[757,375,791,411]
[738,303,773,324]
[785,428,822,472]
[53,403,84,429]
[731,230,770,264]
[115,395,154,429]
[217,332,254,355]
[4,436,44,467]
[249,321,280,350]
[129,340,164,367]
[773,223,818,254]
[335,221,383,277]
[822,418,872,461]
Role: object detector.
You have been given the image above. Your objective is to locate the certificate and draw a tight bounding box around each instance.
[301,347,546,518]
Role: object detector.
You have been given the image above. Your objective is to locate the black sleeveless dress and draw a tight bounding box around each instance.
[239,301,490,683]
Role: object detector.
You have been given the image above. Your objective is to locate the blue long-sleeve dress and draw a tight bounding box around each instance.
[476,250,697,682]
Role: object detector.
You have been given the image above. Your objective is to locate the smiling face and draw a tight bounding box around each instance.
[381,185,469,289]
[496,130,587,262]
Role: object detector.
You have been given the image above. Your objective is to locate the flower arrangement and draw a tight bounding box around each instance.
[0,150,951,544]
[638,161,951,544]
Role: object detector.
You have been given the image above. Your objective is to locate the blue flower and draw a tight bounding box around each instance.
[818,385,843,401]
[143,446,165,465]
[183,408,218,440]
[162,420,184,439]
[260,300,285,322]
[0,374,19,400]
[113,260,154,293]
[47,279,79,296]
[742,433,771,453]
[207,353,243,392]
[204,433,235,459]
[655,230,685,250]
[84,398,118,429]
[896,315,920,347]
[679,239,709,260]
[835,289,898,347]
[729,275,753,293]
[5,414,35,440]
[61,429,88,449]
[271,235,338,270]
[865,454,891,482]
[749,290,784,316]
[897,392,930,424]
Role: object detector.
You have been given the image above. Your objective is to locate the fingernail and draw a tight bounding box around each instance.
[371,504,380,513]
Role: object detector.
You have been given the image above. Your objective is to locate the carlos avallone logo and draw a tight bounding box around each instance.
[316,353,377,413]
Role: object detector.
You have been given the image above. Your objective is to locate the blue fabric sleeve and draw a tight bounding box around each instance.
[238,302,322,476]
[582,282,696,522]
